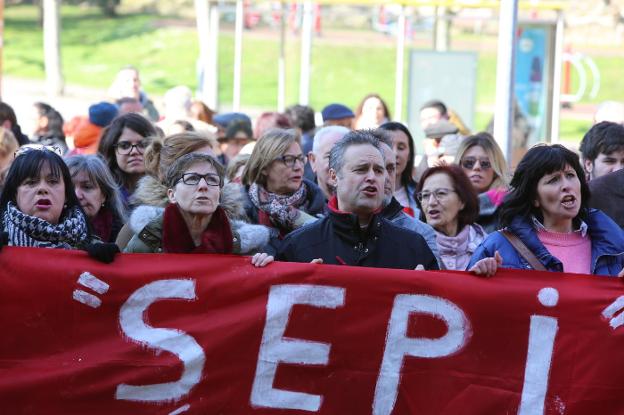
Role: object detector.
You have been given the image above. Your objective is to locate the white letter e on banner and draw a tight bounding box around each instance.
[250,284,345,412]
[373,294,471,415]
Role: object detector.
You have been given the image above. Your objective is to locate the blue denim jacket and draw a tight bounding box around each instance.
[468,209,624,276]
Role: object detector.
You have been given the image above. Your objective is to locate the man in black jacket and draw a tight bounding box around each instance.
[276,130,438,270]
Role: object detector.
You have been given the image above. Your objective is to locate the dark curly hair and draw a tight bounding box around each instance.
[499,144,590,228]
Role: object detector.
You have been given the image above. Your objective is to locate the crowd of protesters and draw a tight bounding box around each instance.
[1,66,624,278]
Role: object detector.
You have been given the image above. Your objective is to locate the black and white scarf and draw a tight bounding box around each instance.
[3,202,89,249]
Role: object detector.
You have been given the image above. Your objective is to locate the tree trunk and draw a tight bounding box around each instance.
[43,0,64,96]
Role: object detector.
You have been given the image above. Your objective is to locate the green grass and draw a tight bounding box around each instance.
[5,4,622,145]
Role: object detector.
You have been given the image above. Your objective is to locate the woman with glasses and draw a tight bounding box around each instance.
[468,144,624,277]
[0,146,118,262]
[98,113,159,208]
[118,131,270,254]
[417,164,487,271]
[455,132,509,232]
[241,129,325,237]
[124,153,273,267]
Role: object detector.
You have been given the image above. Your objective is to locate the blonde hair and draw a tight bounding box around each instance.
[144,131,215,181]
[242,128,299,187]
[455,132,509,190]
[0,127,18,159]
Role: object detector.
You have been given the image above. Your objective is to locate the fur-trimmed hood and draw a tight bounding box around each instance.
[128,204,272,255]
[130,174,248,222]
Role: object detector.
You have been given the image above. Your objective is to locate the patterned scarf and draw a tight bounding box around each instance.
[248,182,308,231]
[3,202,89,249]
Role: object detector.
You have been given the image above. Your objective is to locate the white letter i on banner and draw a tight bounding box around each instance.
[518,287,559,415]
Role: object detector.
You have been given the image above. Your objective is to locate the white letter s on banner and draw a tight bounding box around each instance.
[116,279,205,403]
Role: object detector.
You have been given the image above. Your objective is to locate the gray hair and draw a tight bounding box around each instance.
[312,125,350,154]
[65,154,127,221]
[329,129,384,175]
[165,152,225,189]
[374,128,392,147]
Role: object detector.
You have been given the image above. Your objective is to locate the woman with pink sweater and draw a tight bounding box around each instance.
[468,144,624,277]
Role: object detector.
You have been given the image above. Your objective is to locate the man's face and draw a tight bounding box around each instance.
[419,107,445,131]
[584,149,624,180]
[330,144,385,219]
[309,132,345,199]
[379,142,397,199]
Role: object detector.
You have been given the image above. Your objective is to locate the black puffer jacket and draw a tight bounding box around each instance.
[276,197,439,270]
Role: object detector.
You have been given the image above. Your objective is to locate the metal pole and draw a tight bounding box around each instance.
[233,0,244,111]
[493,0,519,163]
[394,6,406,122]
[277,1,286,112]
[550,11,564,144]
[299,0,313,105]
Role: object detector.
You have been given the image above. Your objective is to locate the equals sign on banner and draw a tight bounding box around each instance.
[72,272,110,309]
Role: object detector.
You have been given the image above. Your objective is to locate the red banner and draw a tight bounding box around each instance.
[1,247,624,414]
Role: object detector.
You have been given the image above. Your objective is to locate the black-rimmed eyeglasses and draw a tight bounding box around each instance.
[114,140,151,155]
[275,154,307,168]
[177,172,221,187]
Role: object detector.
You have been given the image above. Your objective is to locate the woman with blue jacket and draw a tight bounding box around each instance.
[468,144,624,276]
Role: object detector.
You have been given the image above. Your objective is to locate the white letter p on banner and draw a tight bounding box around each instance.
[373,294,471,415]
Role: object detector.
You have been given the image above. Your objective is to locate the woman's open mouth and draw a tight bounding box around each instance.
[561,195,576,208]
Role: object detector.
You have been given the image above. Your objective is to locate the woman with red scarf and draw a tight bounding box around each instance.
[124,153,273,267]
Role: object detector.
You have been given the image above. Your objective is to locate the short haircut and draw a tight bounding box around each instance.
[418,164,479,230]
[455,131,509,189]
[420,99,448,116]
[285,104,316,133]
[97,113,158,187]
[242,128,299,187]
[165,152,225,189]
[65,154,127,221]
[378,122,416,188]
[500,144,590,227]
[224,120,253,142]
[579,121,624,162]
[312,125,350,154]
[329,129,383,176]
